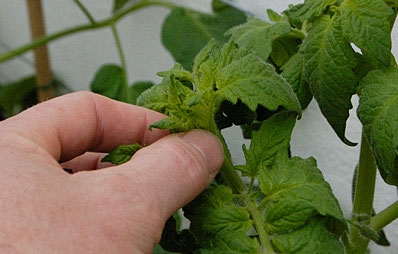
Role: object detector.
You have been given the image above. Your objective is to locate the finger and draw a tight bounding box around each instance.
[61,152,112,172]
[84,130,224,221]
[0,92,168,162]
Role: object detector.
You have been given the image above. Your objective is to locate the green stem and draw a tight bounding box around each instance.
[110,23,128,84]
[72,0,96,24]
[246,196,275,254]
[0,0,182,63]
[348,132,377,254]
[370,201,398,231]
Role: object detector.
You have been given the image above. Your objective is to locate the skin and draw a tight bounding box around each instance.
[0,92,224,254]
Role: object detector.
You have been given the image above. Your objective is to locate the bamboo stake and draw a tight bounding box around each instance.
[26,0,55,102]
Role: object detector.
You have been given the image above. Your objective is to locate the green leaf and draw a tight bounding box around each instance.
[161,7,246,71]
[301,16,358,145]
[153,245,177,254]
[0,76,37,117]
[267,9,284,22]
[225,17,292,61]
[271,218,344,254]
[281,53,313,110]
[212,0,229,12]
[136,80,170,113]
[339,0,394,67]
[101,144,144,165]
[357,67,398,185]
[130,81,153,105]
[184,185,258,252]
[258,156,346,233]
[159,216,199,252]
[269,37,301,68]
[157,64,192,83]
[215,52,302,113]
[90,64,130,103]
[240,112,296,177]
[284,0,337,27]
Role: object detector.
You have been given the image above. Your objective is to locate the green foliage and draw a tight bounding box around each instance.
[112,0,135,13]
[300,15,358,145]
[101,144,144,165]
[130,81,154,105]
[357,67,398,185]
[161,3,246,71]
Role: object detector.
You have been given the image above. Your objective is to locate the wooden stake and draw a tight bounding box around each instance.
[26,0,55,102]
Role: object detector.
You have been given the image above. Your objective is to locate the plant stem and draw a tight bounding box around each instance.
[246,196,275,254]
[348,132,377,254]
[110,23,130,97]
[0,0,182,63]
[72,0,96,24]
[370,201,398,231]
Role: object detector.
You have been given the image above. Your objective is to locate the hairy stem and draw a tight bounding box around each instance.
[72,0,96,24]
[348,132,377,254]
[370,201,398,231]
[0,0,182,63]
[246,196,275,254]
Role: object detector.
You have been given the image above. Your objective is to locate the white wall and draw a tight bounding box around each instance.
[0,1,397,253]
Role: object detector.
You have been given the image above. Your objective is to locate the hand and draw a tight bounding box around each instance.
[0,92,224,254]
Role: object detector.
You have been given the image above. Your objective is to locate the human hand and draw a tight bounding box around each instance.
[0,92,224,254]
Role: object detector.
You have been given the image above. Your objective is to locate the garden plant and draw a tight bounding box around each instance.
[1,0,398,253]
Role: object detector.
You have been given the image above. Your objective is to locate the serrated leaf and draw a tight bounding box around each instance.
[339,0,394,67]
[240,112,296,177]
[136,79,170,113]
[271,218,344,254]
[357,67,398,185]
[301,16,358,145]
[225,17,292,61]
[284,0,337,27]
[90,64,130,103]
[130,81,153,105]
[215,52,302,113]
[101,144,144,165]
[267,9,283,22]
[199,231,260,253]
[157,64,192,83]
[258,156,346,233]
[162,7,246,71]
[281,53,313,110]
[204,205,253,233]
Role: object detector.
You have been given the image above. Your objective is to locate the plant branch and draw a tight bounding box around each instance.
[348,132,377,254]
[370,201,398,231]
[72,0,96,24]
[0,0,183,64]
[110,23,129,90]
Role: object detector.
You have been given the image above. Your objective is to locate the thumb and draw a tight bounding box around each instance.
[103,130,224,220]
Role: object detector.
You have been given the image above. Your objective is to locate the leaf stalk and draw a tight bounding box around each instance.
[370,201,398,231]
[72,0,96,24]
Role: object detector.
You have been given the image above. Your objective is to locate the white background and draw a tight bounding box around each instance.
[0,0,397,253]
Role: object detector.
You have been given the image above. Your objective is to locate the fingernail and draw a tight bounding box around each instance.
[181,130,224,176]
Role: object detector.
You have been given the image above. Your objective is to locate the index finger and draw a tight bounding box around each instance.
[0,91,168,162]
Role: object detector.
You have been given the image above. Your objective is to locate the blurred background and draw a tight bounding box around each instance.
[0,1,397,253]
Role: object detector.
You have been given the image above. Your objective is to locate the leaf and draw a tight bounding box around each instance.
[0,76,37,117]
[225,17,292,61]
[153,245,177,254]
[136,79,170,113]
[101,144,144,165]
[90,64,130,103]
[239,112,296,177]
[301,16,358,145]
[258,156,346,233]
[281,53,313,110]
[269,37,301,68]
[215,52,302,113]
[161,7,246,71]
[267,9,283,22]
[284,0,337,27]
[159,216,199,252]
[130,81,154,105]
[271,218,344,254]
[339,0,394,67]
[183,185,258,252]
[357,67,398,185]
